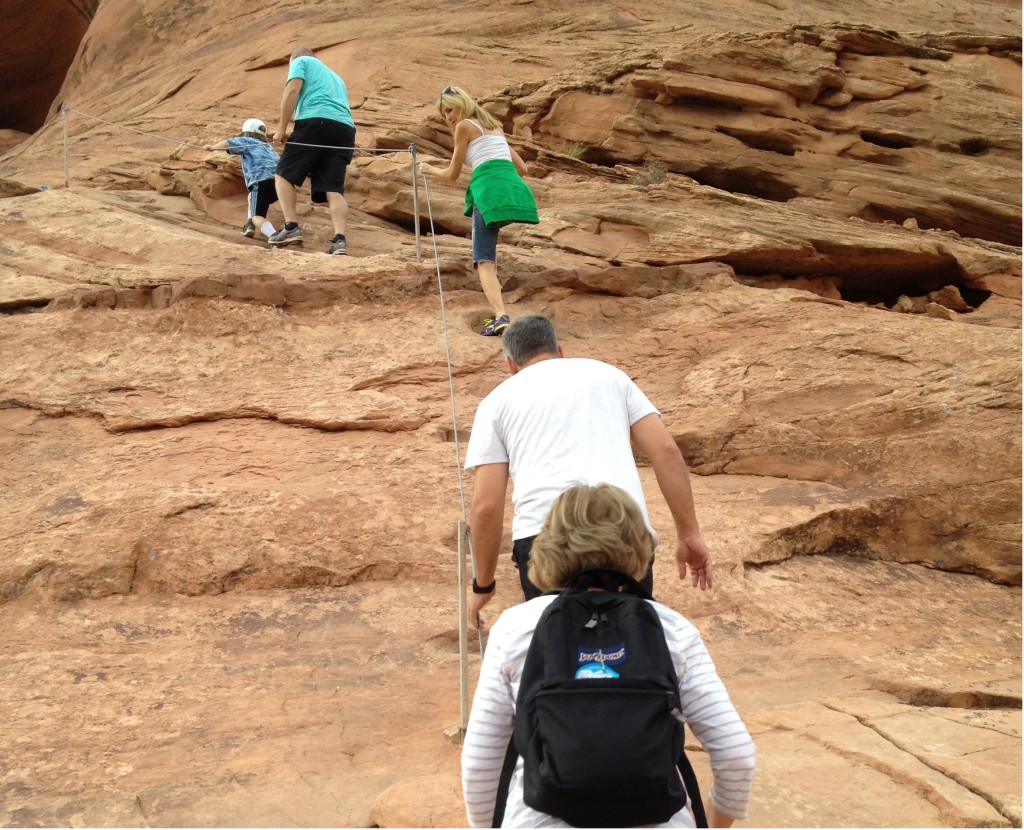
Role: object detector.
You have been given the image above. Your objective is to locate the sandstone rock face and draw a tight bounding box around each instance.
[514,27,1022,247]
[0,0,95,133]
[0,0,1020,827]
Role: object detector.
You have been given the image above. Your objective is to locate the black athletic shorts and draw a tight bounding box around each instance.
[276,118,356,195]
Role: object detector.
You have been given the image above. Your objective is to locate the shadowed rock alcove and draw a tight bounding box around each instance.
[1,0,96,133]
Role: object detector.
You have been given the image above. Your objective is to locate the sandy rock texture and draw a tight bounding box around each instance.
[0,0,1020,827]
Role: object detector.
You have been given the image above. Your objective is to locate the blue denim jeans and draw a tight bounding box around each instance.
[471,206,499,264]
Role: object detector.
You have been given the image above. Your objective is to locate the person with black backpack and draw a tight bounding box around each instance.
[462,484,755,828]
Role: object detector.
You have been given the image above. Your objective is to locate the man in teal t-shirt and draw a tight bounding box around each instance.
[270,47,357,255]
[289,55,354,126]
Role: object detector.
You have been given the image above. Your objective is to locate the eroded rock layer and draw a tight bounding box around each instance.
[0,0,1020,826]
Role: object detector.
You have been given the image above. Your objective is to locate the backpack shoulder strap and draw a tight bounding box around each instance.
[492,737,519,827]
[677,740,708,828]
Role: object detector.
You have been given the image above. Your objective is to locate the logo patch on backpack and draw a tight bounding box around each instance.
[575,642,626,677]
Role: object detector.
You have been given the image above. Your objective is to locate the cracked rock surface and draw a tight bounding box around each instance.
[0,0,1020,826]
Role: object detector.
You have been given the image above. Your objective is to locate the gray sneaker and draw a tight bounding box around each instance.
[325,237,347,255]
[241,219,256,238]
[269,226,303,246]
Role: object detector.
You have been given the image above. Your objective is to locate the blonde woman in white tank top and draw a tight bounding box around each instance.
[419,85,532,336]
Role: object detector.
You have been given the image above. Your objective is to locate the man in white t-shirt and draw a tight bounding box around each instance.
[464,315,712,626]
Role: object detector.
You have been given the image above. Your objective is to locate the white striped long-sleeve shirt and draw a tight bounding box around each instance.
[462,595,756,828]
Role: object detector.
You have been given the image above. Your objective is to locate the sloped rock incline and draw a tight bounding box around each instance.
[500,27,1021,244]
[0,0,1020,827]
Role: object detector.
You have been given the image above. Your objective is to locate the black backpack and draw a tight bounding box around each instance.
[492,569,707,828]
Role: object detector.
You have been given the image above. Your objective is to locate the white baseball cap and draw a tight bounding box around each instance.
[242,118,267,135]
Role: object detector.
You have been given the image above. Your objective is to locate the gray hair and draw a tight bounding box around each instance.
[502,315,559,365]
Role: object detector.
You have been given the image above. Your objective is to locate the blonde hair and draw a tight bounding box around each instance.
[528,484,654,591]
[436,85,501,131]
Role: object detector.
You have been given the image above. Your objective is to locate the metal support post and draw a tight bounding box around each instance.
[62,104,69,188]
[410,144,422,262]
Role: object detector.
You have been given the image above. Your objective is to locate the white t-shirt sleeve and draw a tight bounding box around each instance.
[622,369,659,425]
[464,393,509,471]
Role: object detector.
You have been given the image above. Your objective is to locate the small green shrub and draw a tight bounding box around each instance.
[563,141,589,159]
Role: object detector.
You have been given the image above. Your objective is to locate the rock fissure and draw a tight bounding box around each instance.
[870,680,1023,711]
[836,706,1021,825]
[813,704,1011,826]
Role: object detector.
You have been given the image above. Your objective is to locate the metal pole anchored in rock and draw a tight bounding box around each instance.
[410,144,421,262]
[444,520,470,746]
[62,104,69,189]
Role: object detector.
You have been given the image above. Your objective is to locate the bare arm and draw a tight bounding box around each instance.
[466,462,509,627]
[273,78,303,145]
[205,139,230,151]
[419,119,475,183]
[630,413,712,589]
[509,145,529,177]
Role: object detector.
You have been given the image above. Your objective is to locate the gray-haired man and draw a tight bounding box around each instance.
[463,315,712,626]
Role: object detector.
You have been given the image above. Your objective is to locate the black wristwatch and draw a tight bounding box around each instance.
[472,577,496,594]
